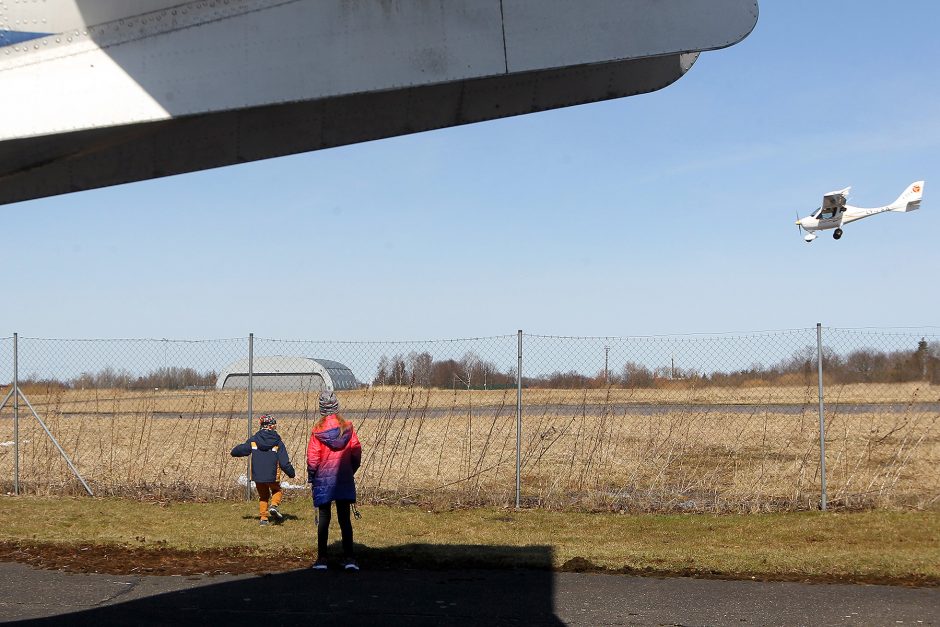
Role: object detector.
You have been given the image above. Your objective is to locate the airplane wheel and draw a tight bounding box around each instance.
[833,228,843,240]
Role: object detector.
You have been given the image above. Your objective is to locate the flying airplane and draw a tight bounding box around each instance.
[795,181,925,242]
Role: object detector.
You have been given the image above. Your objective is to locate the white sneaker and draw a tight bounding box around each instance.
[343,558,359,571]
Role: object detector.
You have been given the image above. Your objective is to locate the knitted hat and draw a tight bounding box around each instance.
[259,414,276,427]
[319,390,339,416]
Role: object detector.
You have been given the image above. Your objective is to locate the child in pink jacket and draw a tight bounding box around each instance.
[307,390,361,570]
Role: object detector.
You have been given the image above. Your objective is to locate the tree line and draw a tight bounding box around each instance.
[374,340,940,389]
[15,366,218,391]
[374,352,515,389]
[7,340,937,393]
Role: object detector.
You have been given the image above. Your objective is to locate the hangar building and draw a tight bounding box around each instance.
[216,356,358,392]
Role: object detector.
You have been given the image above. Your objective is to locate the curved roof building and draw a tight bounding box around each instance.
[216,356,358,392]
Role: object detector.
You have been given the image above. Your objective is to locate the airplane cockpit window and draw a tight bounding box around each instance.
[811,208,821,218]
[820,208,837,220]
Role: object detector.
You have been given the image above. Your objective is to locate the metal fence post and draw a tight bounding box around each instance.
[246,332,254,500]
[816,322,827,511]
[515,329,522,509]
[17,392,94,495]
[3,335,92,496]
[13,333,19,496]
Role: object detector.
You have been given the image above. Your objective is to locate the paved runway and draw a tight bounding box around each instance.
[0,561,936,625]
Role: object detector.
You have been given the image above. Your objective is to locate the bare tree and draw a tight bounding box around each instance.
[408,351,434,387]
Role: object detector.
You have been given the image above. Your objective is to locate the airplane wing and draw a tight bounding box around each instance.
[0,0,760,206]
[822,187,851,211]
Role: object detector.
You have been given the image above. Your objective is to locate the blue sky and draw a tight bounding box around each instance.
[3,1,938,341]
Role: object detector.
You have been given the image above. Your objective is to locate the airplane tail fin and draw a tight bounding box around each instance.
[889,181,924,212]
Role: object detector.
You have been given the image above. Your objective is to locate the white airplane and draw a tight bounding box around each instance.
[796,181,925,242]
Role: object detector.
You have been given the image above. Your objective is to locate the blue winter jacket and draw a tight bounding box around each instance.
[231,429,295,484]
[306,416,361,507]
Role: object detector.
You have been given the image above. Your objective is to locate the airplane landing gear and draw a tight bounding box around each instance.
[833,228,843,240]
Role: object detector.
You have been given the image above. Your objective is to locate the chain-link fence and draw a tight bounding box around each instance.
[0,327,936,512]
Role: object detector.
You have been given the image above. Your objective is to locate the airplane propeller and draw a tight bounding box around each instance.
[795,211,803,235]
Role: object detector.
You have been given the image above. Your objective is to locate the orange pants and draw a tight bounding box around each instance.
[256,482,283,520]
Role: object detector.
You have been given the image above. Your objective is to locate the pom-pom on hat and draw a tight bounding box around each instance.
[259,414,276,427]
[319,390,339,417]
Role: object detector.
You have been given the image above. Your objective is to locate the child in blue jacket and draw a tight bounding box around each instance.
[231,414,296,525]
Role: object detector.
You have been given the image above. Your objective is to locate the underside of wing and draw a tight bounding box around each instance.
[821,187,850,211]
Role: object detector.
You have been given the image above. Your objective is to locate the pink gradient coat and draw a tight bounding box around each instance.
[306,414,361,507]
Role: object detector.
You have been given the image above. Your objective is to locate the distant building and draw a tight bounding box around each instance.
[216,356,358,392]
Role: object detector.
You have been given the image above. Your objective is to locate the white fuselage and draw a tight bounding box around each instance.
[797,204,892,233]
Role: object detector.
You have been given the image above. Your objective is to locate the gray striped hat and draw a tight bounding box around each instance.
[319,390,339,416]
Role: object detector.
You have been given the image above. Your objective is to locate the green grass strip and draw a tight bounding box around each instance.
[0,496,936,585]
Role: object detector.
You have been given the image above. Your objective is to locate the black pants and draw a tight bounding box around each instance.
[318,500,354,558]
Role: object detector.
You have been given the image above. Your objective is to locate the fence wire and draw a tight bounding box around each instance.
[0,328,936,512]
[0,337,247,498]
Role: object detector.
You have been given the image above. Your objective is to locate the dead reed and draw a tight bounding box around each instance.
[0,384,936,512]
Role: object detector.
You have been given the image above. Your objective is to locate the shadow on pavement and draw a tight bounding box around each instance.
[18,544,562,626]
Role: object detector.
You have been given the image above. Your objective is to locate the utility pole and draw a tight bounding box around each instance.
[919,338,929,381]
[604,346,610,385]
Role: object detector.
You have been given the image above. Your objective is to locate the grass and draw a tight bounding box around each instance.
[0,384,937,511]
[10,381,940,411]
[0,496,937,585]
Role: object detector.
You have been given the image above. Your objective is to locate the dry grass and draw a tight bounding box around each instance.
[0,384,936,511]
[8,380,939,411]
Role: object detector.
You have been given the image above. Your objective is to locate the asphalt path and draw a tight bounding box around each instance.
[0,562,936,626]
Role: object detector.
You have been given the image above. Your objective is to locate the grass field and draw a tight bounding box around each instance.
[9,380,939,410]
[0,496,936,585]
[0,384,936,511]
